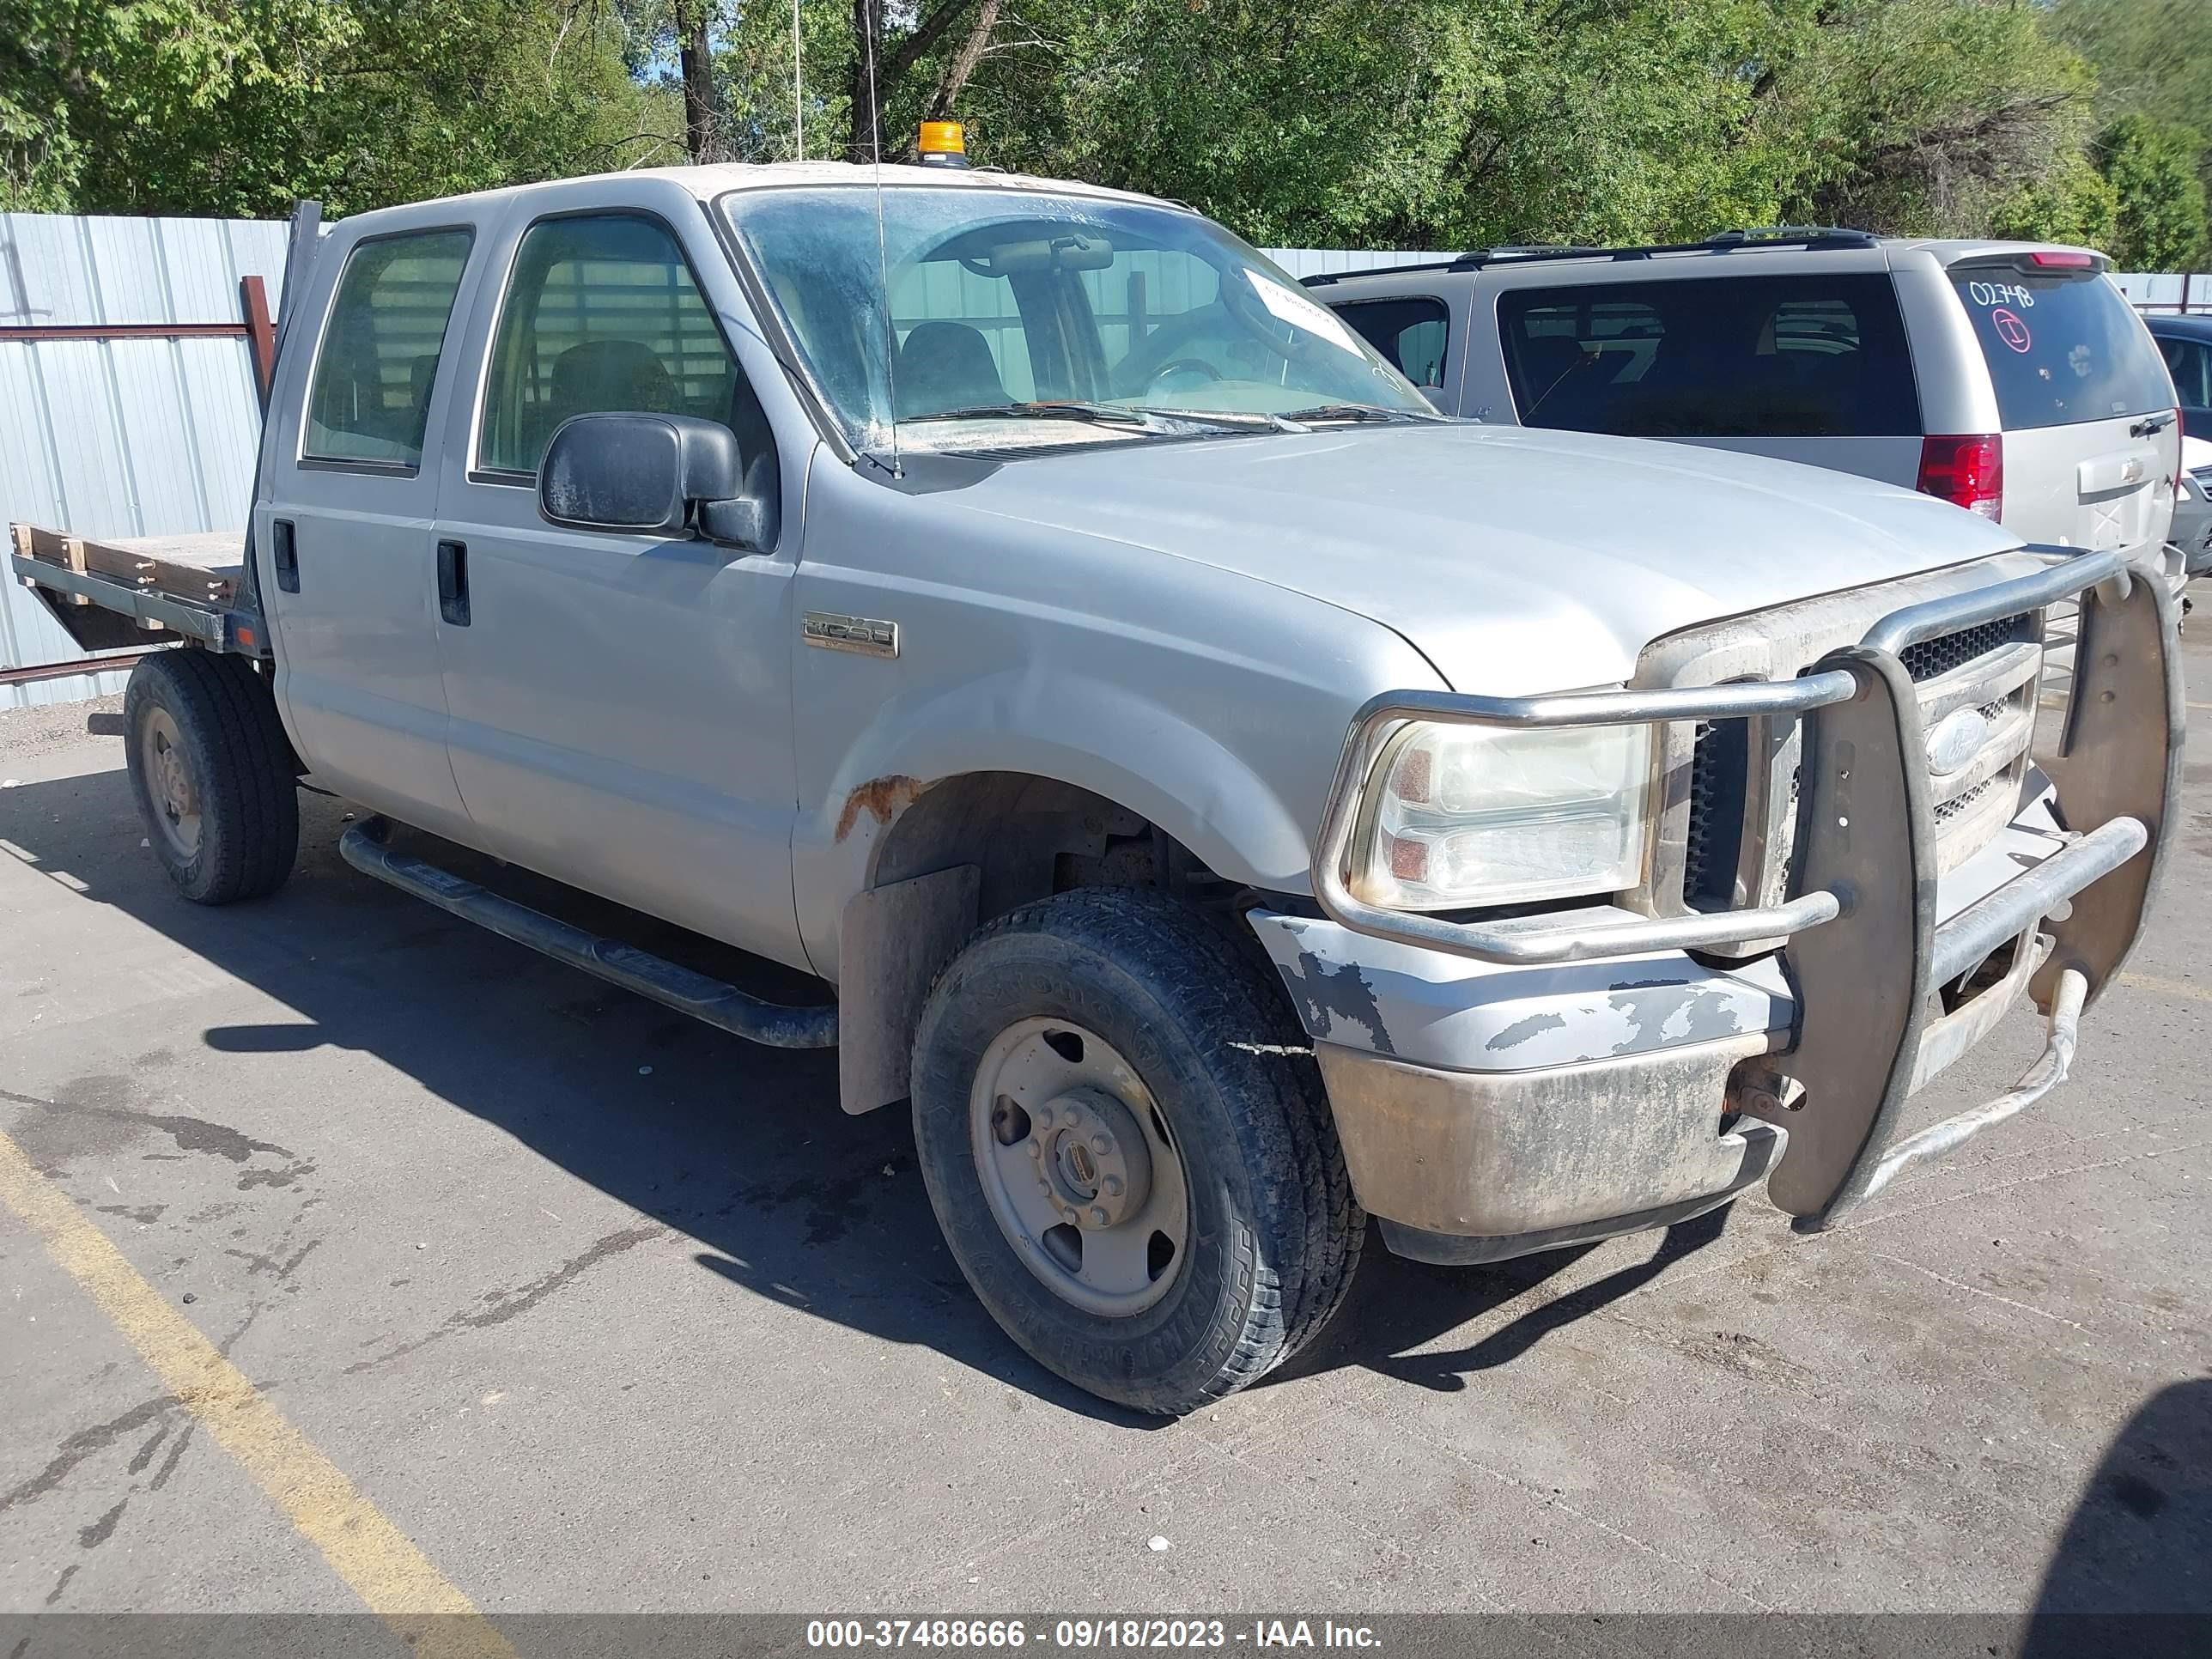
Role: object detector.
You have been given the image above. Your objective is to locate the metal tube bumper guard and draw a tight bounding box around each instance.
[1279,547,2179,1251]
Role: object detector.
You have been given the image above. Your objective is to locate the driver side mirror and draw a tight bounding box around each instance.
[538,412,767,549]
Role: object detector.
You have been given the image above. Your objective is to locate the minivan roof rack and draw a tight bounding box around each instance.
[1300,225,1882,286]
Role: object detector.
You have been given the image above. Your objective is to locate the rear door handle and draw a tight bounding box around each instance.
[270,520,299,592]
[435,539,470,626]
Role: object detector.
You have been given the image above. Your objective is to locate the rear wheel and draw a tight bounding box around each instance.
[910,888,1361,1414]
[124,650,298,904]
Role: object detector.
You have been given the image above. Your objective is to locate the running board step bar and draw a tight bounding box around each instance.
[338,818,837,1049]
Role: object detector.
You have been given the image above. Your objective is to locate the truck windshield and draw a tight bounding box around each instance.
[719,185,1436,454]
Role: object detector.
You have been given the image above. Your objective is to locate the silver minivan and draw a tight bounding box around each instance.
[1312,231,2185,586]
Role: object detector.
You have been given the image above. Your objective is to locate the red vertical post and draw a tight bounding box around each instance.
[240,275,276,404]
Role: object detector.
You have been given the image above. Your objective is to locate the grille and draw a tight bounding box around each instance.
[1681,718,1748,908]
[1934,775,2002,823]
[1899,614,2031,683]
[1677,614,2033,915]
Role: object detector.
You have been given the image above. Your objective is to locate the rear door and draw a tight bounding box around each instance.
[255,214,481,842]
[1948,261,2179,560]
[1481,268,1926,486]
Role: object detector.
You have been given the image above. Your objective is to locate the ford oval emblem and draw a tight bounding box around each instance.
[1924,706,1990,775]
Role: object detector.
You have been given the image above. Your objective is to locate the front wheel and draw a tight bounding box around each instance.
[910,888,1360,1414]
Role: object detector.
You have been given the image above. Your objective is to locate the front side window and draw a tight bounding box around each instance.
[1950,268,2173,431]
[1335,298,1450,388]
[1498,273,1921,439]
[720,186,1437,453]
[304,228,472,468]
[479,214,741,475]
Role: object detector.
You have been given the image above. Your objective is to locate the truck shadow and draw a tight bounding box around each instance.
[2021,1379,2212,1653]
[3,763,1710,1422]
[1267,1204,1730,1393]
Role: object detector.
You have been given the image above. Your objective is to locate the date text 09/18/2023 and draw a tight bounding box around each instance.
[805,1619,1384,1650]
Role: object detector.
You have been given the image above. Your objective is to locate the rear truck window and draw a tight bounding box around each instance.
[1497,273,1921,439]
[1950,267,2173,430]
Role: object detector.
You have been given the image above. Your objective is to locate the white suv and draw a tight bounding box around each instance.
[1313,229,2186,593]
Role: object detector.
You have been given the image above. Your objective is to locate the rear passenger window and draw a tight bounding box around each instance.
[1335,298,1450,387]
[1951,270,2172,430]
[479,214,741,476]
[303,229,472,468]
[1498,274,1921,439]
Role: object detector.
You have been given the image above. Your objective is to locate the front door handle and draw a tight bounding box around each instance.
[435,539,470,626]
[271,520,299,592]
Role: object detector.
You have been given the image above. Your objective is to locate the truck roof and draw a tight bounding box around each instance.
[331,161,1183,232]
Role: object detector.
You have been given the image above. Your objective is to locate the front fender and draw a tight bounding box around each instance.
[792,670,1313,981]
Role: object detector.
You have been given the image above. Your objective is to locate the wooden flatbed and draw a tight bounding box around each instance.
[9,523,263,656]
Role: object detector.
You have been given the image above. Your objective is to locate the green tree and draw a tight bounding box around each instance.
[2096,112,2209,270]
[1,0,360,214]
[0,0,674,216]
[1759,0,2100,239]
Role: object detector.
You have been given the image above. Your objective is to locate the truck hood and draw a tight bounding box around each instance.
[951,422,2021,692]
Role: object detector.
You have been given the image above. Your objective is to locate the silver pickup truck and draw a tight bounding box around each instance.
[12,160,2180,1416]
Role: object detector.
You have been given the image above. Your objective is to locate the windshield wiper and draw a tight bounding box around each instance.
[1279,403,1443,424]
[915,400,1298,436]
[915,400,1158,428]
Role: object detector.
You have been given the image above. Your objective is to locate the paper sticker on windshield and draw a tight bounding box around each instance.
[1991,308,2033,353]
[1243,270,1364,356]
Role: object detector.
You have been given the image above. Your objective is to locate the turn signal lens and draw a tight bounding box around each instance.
[1918,433,2004,520]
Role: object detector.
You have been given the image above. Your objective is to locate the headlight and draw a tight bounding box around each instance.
[1352,720,1653,909]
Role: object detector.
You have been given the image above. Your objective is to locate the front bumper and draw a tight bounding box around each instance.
[1261,549,2179,1258]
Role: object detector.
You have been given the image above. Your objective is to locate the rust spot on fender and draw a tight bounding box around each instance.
[836,775,924,842]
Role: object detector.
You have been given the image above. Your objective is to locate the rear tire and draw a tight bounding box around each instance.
[910,888,1361,1414]
[124,650,298,904]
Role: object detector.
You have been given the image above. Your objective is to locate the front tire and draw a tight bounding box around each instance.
[124,650,298,904]
[910,888,1360,1414]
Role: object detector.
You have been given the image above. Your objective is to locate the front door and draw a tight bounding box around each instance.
[256,218,480,842]
[428,199,804,967]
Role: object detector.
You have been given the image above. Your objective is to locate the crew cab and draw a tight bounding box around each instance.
[11,164,2180,1415]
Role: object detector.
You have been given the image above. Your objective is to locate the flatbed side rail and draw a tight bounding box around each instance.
[10,550,260,656]
[1310,545,2177,1222]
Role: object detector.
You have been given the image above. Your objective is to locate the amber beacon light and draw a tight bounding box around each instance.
[917,121,969,167]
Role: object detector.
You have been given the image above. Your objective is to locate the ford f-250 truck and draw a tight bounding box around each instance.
[12,161,2180,1415]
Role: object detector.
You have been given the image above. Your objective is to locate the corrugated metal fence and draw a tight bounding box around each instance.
[0,214,286,707]
[1,210,2204,708]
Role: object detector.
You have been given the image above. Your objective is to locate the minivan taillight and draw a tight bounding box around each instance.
[1918,434,2004,519]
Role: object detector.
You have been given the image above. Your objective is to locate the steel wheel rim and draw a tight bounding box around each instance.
[139,707,201,860]
[969,1017,1191,1317]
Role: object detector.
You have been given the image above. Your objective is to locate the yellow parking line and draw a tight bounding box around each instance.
[0,1128,516,1658]
[2118,970,2212,1006]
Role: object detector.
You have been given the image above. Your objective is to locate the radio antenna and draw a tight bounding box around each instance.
[865,0,902,477]
[791,0,804,158]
